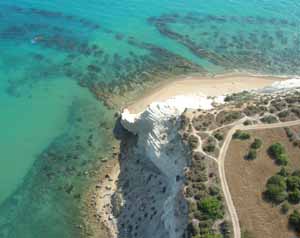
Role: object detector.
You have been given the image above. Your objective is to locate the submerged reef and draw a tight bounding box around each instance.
[149,13,300,75]
[1,4,205,106]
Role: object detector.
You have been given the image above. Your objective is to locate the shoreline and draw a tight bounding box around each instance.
[125,72,291,113]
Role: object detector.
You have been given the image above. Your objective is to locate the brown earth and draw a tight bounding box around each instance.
[225,126,300,238]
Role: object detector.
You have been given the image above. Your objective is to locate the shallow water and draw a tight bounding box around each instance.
[0,0,299,237]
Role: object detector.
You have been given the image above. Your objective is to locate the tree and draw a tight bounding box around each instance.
[220,221,231,238]
[233,130,250,140]
[265,184,288,203]
[198,197,224,220]
[289,210,300,231]
[193,234,222,238]
[292,170,300,177]
[287,176,300,191]
[189,135,199,150]
[251,138,262,149]
[281,201,290,214]
[276,153,289,166]
[246,149,257,160]
[187,221,200,236]
[203,144,216,153]
[268,143,285,158]
[288,189,300,204]
[278,167,289,177]
[268,143,289,165]
[214,133,224,141]
[209,185,220,196]
[267,175,287,189]
[265,175,287,203]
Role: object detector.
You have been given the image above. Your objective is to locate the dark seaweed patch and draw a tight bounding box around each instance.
[148,12,300,75]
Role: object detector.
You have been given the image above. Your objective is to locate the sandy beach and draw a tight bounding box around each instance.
[126,73,287,113]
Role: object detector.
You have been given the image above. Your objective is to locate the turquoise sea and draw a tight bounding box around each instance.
[0,0,299,237]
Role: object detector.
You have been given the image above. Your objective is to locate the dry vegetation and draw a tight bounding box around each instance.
[225,126,300,238]
[181,112,233,238]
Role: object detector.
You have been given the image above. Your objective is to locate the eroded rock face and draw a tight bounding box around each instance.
[117,79,300,238]
[121,95,224,177]
[119,96,224,238]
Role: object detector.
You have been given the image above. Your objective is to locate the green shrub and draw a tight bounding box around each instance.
[187,222,200,236]
[198,197,224,220]
[220,221,231,238]
[276,153,289,166]
[188,201,198,213]
[261,115,278,124]
[278,110,289,118]
[214,133,224,141]
[193,210,203,220]
[281,201,290,214]
[265,184,288,203]
[194,190,208,201]
[246,149,257,160]
[243,120,252,126]
[268,143,285,157]
[203,144,216,153]
[209,185,220,196]
[251,138,262,149]
[233,130,250,140]
[289,210,300,231]
[188,135,199,150]
[265,175,287,203]
[224,95,233,102]
[288,189,300,204]
[268,143,289,165]
[284,127,294,138]
[278,167,289,177]
[292,170,300,177]
[287,176,300,191]
[267,175,287,189]
[193,234,222,238]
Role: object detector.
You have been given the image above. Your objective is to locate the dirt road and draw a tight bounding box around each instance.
[217,119,300,238]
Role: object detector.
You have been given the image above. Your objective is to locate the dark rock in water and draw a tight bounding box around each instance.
[65,184,74,194]
[280,19,288,25]
[91,44,99,50]
[92,24,101,29]
[1,25,27,39]
[115,33,125,40]
[74,193,81,199]
[87,64,101,73]
[275,30,284,39]
[32,53,45,61]
[93,49,104,57]
[103,28,113,34]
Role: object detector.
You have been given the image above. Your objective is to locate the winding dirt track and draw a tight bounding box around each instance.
[218,119,300,238]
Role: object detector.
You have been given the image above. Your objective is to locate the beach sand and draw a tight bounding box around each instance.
[126,73,287,113]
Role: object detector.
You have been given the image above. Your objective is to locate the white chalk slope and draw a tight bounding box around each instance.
[120,77,300,237]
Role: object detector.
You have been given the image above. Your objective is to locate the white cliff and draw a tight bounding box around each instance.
[121,94,225,178]
[119,77,300,238]
[120,95,224,238]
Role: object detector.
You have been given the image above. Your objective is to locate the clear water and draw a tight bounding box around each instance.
[0,0,299,237]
